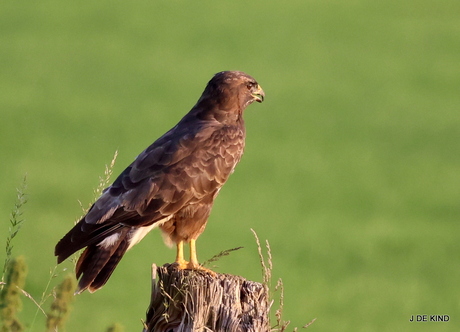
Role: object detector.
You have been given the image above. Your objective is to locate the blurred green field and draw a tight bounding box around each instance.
[1,0,459,331]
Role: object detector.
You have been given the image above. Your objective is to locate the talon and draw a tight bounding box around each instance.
[174,261,216,276]
[175,258,191,270]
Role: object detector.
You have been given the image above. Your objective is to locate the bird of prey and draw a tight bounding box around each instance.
[55,71,265,293]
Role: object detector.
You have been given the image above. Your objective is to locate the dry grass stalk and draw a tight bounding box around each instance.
[250,230,315,331]
[94,150,118,199]
[202,247,244,267]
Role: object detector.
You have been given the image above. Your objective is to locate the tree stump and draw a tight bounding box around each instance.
[143,264,270,332]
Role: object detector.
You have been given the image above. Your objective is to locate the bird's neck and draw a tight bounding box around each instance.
[194,99,243,125]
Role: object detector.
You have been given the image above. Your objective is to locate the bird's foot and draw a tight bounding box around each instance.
[174,259,216,276]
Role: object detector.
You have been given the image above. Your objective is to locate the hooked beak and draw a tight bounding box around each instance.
[251,84,265,103]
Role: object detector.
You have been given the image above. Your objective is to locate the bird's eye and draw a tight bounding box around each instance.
[246,82,256,90]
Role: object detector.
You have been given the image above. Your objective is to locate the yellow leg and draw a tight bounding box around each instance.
[189,239,199,268]
[175,241,188,269]
[173,239,216,276]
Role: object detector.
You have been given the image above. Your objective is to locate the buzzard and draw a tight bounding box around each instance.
[55,71,265,293]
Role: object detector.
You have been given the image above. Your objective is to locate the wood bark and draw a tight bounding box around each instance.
[143,264,270,332]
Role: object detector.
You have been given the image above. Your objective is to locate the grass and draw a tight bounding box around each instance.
[1,0,460,331]
[2,175,27,283]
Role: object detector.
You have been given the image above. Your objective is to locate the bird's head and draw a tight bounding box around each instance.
[198,71,265,114]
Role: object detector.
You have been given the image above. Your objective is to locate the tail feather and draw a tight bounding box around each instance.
[89,239,130,292]
[75,228,130,293]
[55,220,122,264]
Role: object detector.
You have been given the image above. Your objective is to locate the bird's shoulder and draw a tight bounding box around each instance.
[105,115,239,191]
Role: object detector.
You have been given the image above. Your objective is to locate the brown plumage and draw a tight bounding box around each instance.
[55,71,265,293]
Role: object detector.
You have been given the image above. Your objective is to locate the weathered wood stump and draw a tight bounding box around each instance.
[143,264,270,332]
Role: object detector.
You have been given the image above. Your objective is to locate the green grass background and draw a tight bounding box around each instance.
[1,0,459,331]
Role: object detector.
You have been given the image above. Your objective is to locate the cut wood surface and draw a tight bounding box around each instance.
[143,264,269,332]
